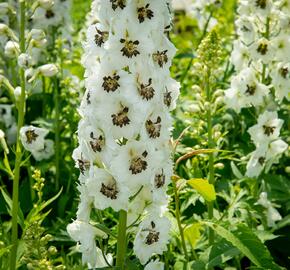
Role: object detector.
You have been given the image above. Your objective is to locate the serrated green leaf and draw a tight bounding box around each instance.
[204,222,282,270]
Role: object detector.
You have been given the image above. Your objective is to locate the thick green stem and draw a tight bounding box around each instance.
[172,180,189,264]
[205,70,215,245]
[116,210,127,270]
[10,1,26,269]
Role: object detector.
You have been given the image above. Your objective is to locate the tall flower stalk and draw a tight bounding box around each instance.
[10,2,26,268]
[68,0,180,268]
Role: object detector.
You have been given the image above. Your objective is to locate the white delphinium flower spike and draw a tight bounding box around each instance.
[69,0,179,266]
[226,0,288,178]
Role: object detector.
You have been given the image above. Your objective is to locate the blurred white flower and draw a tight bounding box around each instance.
[145,259,164,270]
[20,125,49,152]
[257,192,282,227]
[38,64,58,77]
[4,40,19,58]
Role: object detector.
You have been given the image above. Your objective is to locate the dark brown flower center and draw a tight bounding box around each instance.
[77,157,90,174]
[164,90,172,107]
[100,181,118,199]
[155,171,165,188]
[111,107,130,127]
[146,116,161,138]
[263,125,275,136]
[258,156,266,165]
[246,84,256,96]
[138,78,155,100]
[129,151,148,174]
[26,130,39,144]
[110,0,126,10]
[95,28,109,47]
[144,222,159,245]
[153,50,168,67]
[86,91,91,104]
[102,73,120,92]
[45,10,55,19]
[120,39,140,58]
[279,67,289,79]
[90,132,105,152]
[257,43,268,55]
[256,0,267,9]
[137,4,154,23]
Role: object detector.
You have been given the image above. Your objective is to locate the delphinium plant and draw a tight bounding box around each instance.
[67,0,180,269]
[225,0,288,180]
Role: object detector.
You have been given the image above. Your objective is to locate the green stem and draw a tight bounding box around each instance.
[54,77,60,191]
[205,69,215,245]
[10,1,26,269]
[172,180,189,264]
[116,210,127,270]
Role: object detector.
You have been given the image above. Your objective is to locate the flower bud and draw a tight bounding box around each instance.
[0,129,9,154]
[4,41,19,58]
[14,86,22,101]
[191,85,201,92]
[0,3,9,15]
[30,29,46,41]
[39,0,54,9]
[18,53,32,69]
[0,23,8,35]
[38,64,58,77]
[214,163,224,170]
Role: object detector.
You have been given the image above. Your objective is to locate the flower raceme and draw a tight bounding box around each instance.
[68,0,180,268]
[225,0,289,178]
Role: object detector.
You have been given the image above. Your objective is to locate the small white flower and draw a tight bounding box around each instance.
[249,38,275,64]
[20,125,49,152]
[4,40,19,58]
[38,64,58,77]
[31,139,55,161]
[18,53,32,69]
[257,192,282,227]
[134,215,171,264]
[85,167,130,211]
[67,220,108,267]
[144,259,164,270]
[38,0,54,10]
[248,111,284,146]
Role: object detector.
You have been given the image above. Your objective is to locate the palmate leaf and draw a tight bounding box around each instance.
[204,222,283,270]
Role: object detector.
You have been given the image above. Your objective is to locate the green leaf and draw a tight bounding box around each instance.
[184,222,202,248]
[0,187,24,229]
[206,240,240,268]
[230,161,243,179]
[187,178,216,202]
[204,222,282,270]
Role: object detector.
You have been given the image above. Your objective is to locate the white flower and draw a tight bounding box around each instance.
[31,139,54,161]
[246,139,288,177]
[257,192,282,227]
[38,64,58,77]
[271,62,290,101]
[249,38,275,64]
[248,111,284,146]
[18,53,32,69]
[231,40,250,71]
[134,215,171,264]
[235,16,256,44]
[38,0,54,10]
[145,259,164,270]
[20,125,49,152]
[0,104,14,128]
[85,167,130,211]
[4,40,19,58]
[67,220,108,268]
[110,141,160,192]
